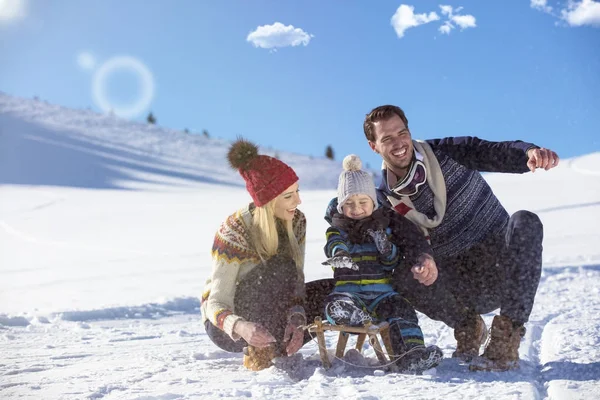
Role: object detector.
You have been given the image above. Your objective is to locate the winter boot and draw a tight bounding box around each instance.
[325,299,372,327]
[452,314,487,361]
[242,345,276,371]
[469,315,525,372]
[395,345,444,375]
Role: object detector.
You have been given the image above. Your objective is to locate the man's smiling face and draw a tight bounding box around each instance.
[368,114,414,179]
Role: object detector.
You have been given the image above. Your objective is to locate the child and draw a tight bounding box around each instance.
[322,154,443,374]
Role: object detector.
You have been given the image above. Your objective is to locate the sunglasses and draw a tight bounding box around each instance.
[392,160,427,197]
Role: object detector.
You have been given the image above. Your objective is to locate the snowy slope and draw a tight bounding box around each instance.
[0,92,347,191]
[1,93,599,399]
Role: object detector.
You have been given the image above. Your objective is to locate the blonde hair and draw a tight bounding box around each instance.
[251,199,303,268]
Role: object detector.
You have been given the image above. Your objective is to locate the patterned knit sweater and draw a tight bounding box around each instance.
[376,136,535,260]
[201,204,306,339]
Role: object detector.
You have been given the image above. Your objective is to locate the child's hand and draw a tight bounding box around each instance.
[411,254,438,286]
[366,229,392,255]
[322,254,359,270]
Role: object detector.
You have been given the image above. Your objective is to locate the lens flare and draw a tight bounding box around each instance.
[0,0,27,21]
[77,52,96,70]
[92,56,155,119]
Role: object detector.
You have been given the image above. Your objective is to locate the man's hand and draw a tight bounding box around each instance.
[411,254,438,286]
[527,147,560,172]
[283,322,304,356]
[233,320,276,348]
[322,254,359,270]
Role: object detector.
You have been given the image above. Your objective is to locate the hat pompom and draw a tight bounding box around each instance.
[227,138,259,170]
[342,154,362,172]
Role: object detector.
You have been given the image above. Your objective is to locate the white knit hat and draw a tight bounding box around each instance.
[337,154,378,213]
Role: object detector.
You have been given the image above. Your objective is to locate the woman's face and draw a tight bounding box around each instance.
[273,182,301,221]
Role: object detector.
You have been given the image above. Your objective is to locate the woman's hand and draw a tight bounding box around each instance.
[234,320,276,348]
[283,322,304,356]
[411,253,438,286]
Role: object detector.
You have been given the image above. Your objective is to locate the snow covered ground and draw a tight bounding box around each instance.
[1,93,599,399]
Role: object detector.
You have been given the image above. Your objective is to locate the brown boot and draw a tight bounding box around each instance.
[242,345,276,371]
[452,314,487,361]
[469,315,525,372]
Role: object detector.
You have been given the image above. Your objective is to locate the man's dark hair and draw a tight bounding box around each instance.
[363,105,409,142]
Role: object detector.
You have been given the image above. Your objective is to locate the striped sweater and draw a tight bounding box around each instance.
[377,136,535,260]
[325,225,399,293]
[324,209,431,293]
[201,204,306,339]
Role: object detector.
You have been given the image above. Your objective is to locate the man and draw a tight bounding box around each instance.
[327,104,558,372]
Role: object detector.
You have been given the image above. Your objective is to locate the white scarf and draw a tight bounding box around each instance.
[384,140,447,240]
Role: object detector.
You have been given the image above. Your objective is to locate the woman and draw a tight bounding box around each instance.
[201,138,330,371]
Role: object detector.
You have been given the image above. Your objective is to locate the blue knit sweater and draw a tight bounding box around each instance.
[377,136,535,259]
[325,137,536,261]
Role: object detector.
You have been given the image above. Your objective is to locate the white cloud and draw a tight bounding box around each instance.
[246,22,313,49]
[391,4,440,38]
[531,0,553,13]
[77,52,96,70]
[561,0,600,26]
[439,21,454,35]
[440,5,453,16]
[452,14,477,29]
[0,0,26,21]
[436,4,476,35]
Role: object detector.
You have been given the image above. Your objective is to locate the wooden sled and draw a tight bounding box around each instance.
[308,316,398,371]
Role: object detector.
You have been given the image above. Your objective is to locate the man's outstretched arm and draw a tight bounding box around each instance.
[426,136,559,173]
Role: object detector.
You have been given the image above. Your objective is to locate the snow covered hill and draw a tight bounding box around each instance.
[1,93,599,399]
[0,92,347,191]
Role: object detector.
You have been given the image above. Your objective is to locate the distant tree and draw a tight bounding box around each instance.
[202,129,210,138]
[147,112,156,124]
[325,145,334,160]
[184,128,189,134]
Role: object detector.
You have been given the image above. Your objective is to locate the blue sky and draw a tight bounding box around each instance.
[1,0,599,169]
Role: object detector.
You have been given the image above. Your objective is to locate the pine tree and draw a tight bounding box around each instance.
[147,112,156,124]
[325,145,334,160]
[202,129,210,138]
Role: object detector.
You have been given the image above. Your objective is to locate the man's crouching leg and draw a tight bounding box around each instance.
[471,210,543,372]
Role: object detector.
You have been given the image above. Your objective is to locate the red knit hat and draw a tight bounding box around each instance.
[227,138,299,207]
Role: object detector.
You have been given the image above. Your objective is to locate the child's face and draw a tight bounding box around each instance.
[341,194,374,220]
